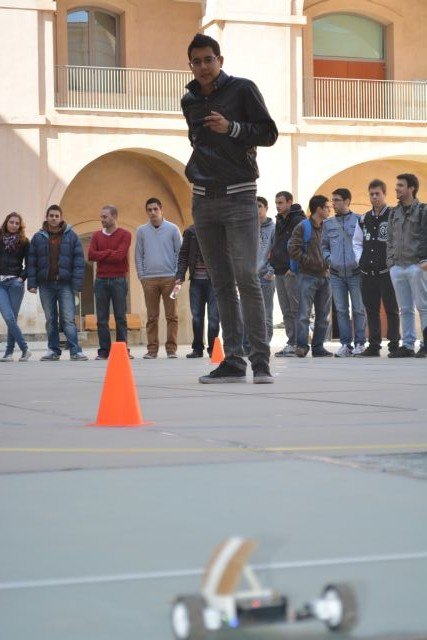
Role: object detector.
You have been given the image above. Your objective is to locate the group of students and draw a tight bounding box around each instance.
[256,172,427,359]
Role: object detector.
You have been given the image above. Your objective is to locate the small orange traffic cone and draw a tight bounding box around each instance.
[90,342,151,427]
[210,336,225,364]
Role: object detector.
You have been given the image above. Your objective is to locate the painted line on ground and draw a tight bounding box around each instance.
[1,551,426,591]
[0,443,426,454]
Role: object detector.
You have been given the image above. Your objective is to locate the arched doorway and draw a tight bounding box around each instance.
[59,149,193,343]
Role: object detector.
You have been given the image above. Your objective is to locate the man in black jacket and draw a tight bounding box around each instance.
[182,33,278,384]
[175,225,219,358]
[352,179,399,356]
[270,191,306,357]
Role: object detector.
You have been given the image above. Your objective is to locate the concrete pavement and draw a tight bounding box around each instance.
[0,338,426,639]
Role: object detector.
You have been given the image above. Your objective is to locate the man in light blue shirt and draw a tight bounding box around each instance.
[135,197,182,358]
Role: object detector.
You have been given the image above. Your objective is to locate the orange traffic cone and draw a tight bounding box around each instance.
[210,337,225,364]
[90,342,151,427]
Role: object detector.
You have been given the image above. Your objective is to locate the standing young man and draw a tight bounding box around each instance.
[88,205,132,360]
[321,188,366,357]
[135,198,182,359]
[175,224,219,358]
[353,180,400,356]
[289,196,332,358]
[270,191,306,357]
[181,33,278,384]
[387,173,427,358]
[28,204,87,361]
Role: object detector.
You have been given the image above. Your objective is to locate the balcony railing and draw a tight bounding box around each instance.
[304,77,427,122]
[55,65,193,112]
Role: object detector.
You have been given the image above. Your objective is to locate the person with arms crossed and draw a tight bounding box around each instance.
[88,205,132,360]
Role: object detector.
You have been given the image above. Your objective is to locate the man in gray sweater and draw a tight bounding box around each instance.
[135,198,182,358]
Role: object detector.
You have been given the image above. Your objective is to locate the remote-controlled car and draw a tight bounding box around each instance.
[171,537,357,639]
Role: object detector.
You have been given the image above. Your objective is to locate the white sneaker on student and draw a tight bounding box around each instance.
[352,343,365,356]
[335,344,353,358]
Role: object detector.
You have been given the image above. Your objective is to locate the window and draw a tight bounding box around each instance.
[313,14,384,61]
[67,8,119,67]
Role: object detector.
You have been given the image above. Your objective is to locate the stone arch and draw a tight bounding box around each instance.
[312,155,427,213]
[57,148,193,343]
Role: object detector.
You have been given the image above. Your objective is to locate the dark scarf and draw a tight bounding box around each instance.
[2,233,20,253]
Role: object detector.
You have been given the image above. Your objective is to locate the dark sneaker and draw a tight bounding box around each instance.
[415,346,427,359]
[186,350,203,358]
[295,346,309,358]
[253,364,274,384]
[143,352,157,359]
[356,346,381,357]
[199,361,246,384]
[0,353,14,362]
[19,350,32,362]
[312,348,333,357]
[388,346,415,358]
[95,354,108,360]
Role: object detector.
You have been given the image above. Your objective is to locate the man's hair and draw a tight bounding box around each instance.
[188,34,221,60]
[102,205,118,217]
[257,196,268,208]
[275,191,293,202]
[332,188,352,203]
[46,204,63,217]
[368,179,387,194]
[397,173,419,197]
[309,195,328,215]
[145,197,162,209]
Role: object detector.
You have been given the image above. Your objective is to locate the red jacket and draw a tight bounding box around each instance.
[88,228,131,278]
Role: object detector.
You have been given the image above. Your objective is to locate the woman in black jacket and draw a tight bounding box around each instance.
[0,212,31,362]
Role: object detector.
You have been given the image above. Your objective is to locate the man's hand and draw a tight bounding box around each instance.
[263,273,274,281]
[28,288,37,293]
[203,111,230,134]
[419,262,427,271]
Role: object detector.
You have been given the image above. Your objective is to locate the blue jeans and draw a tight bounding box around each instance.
[297,274,332,351]
[94,277,127,357]
[39,282,81,356]
[0,277,27,354]
[189,278,219,354]
[390,264,427,348]
[242,276,275,352]
[330,273,366,346]
[192,192,269,370]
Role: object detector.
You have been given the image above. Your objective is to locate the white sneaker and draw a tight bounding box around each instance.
[70,352,88,361]
[275,344,296,357]
[352,343,365,356]
[0,353,14,362]
[335,344,353,358]
[19,350,32,362]
[40,350,60,361]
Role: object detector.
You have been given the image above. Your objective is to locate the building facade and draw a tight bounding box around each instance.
[1,0,426,339]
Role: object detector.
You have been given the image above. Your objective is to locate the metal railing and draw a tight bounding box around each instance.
[304,77,427,122]
[55,65,193,112]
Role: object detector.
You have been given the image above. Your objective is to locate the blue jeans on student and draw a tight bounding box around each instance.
[189,278,219,355]
[297,274,332,351]
[390,264,427,348]
[94,276,128,357]
[39,282,81,356]
[242,276,275,353]
[330,273,366,346]
[192,192,269,371]
[0,277,27,354]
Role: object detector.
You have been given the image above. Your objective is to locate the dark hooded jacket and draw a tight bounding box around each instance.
[27,222,85,291]
[270,204,306,275]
